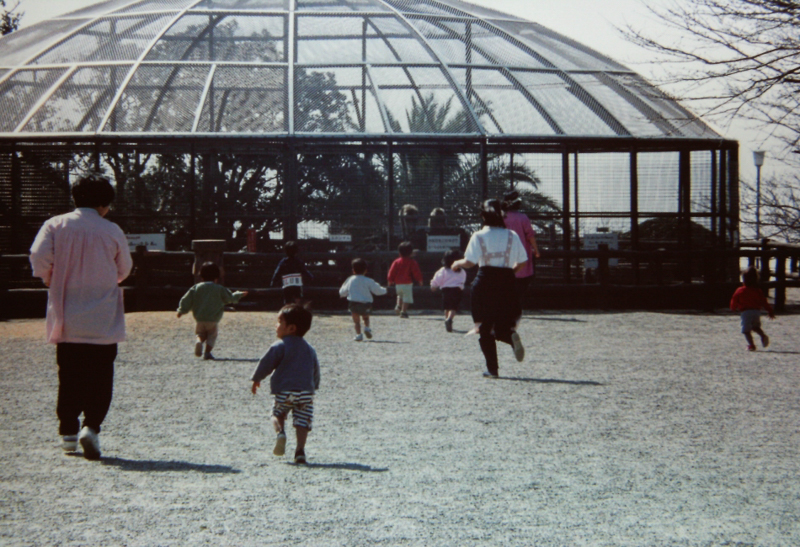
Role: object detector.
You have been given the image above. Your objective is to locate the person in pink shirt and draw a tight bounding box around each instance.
[503,191,540,305]
[387,241,423,318]
[29,174,133,460]
[430,249,467,332]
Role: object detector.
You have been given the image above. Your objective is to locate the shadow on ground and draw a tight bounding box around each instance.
[102,457,240,473]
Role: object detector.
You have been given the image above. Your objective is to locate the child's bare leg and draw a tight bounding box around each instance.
[295,426,309,453]
[401,301,409,313]
[350,312,362,334]
[363,315,370,328]
[743,331,755,348]
[752,326,769,347]
[446,310,456,321]
[272,415,285,434]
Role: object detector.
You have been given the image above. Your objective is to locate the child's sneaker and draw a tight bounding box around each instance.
[203,352,215,360]
[194,341,203,357]
[61,435,78,453]
[294,450,306,464]
[78,426,101,460]
[400,312,409,319]
[273,431,287,456]
[511,332,525,362]
[761,334,770,348]
[444,319,453,332]
[353,334,363,342]
[747,344,757,351]
[363,327,372,339]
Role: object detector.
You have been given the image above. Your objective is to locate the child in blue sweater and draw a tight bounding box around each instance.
[251,304,320,464]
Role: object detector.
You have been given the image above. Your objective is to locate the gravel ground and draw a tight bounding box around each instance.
[1,308,799,546]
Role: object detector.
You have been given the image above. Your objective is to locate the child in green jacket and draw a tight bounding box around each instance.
[177,262,248,360]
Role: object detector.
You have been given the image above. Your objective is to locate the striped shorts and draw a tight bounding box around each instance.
[272,391,315,430]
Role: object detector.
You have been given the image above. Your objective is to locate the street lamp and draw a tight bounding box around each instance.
[753,150,765,242]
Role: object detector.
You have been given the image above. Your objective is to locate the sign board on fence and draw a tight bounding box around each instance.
[329,234,352,242]
[583,233,618,269]
[126,234,166,252]
[427,235,461,252]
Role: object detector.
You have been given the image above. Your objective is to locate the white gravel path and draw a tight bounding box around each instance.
[1,309,799,546]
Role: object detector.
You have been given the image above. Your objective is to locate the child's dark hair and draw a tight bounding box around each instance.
[443,249,461,269]
[72,173,115,208]
[480,199,505,228]
[398,241,413,257]
[284,240,298,257]
[351,257,367,275]
[742,266,759,288]
[200,261,220,282]
[279,303,312,337]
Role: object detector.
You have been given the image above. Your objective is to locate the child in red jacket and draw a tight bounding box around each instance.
[387,241,423,318]
[730,266,775,351]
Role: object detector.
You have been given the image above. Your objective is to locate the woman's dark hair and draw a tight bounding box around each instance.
[398,241,414,257]
[442,249,461,269]
[284,240,298,257]
[279,303,313,337]
[352,257,367,275]
[72,173,115,208]
[742,266,759,288]
[480,199,505,228]
[200,262,221,281]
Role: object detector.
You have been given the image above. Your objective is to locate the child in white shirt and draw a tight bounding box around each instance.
[430,250,467,332]
[339,258,387,341]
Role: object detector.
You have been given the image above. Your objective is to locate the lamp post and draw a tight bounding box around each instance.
[753,150,765,242]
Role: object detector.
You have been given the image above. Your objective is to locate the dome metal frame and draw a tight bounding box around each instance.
[0,0,739,264]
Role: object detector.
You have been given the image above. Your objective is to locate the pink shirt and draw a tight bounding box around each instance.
[29,208,133,344]
[504,210,536,278]
[430,267,467,289]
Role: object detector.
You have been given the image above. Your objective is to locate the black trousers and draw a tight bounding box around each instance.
[56,343,117,436]
[471,267,520,375]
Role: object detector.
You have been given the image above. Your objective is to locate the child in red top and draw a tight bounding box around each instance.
[387,241,423,318]
[730,266,775,351]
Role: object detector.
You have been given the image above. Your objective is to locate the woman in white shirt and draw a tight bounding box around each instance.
[452,199,528,378]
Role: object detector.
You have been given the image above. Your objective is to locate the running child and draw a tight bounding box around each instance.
[339,258,387,341]
[730,266,775,351]
[251,304,320,464]
[270,240,314,305]
[177,261,248,360]
[430,249,467,332]
[387,241,422,318]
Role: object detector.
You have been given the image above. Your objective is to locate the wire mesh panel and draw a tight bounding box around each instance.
[24,66,131,133]
[450,67,555,135]
[192,0,290,8]
[0,69,68,133]
[32,14,177,65]
[117,0,193,13]
[638,152,679,214]
[297,0,393,11]
[105,64,210,132]
[0,19,89,67]
[575,152,630,214]
[295,67,380,133]
[146,14,286,62]
[511,70,617,136]
[196,66,287,132]
[370,66,474,133]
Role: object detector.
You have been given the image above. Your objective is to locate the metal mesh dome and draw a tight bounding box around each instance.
[0,0,718,139]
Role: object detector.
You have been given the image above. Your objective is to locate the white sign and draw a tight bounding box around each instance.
[127,233,166,252]
[329,234,352,242]
[427,235,461,252]
[583,233,618,269]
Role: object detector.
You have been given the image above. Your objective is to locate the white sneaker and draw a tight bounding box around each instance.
[79,426,101,460]
[61,435,78,453]
[353,334,363,342]
[363,327,372,339]
[273,432,287,456]
[511,332,525,362]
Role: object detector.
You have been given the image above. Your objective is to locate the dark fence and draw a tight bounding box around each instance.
[3,243,798,319]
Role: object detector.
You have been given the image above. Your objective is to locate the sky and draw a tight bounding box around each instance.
[11,0,782,181]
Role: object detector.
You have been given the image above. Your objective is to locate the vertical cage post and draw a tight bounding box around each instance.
[387,141,394,249]
[630,149,640,283]
[561,147,571,281]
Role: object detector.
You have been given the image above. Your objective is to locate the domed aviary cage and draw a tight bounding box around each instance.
[0,0,738,270]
